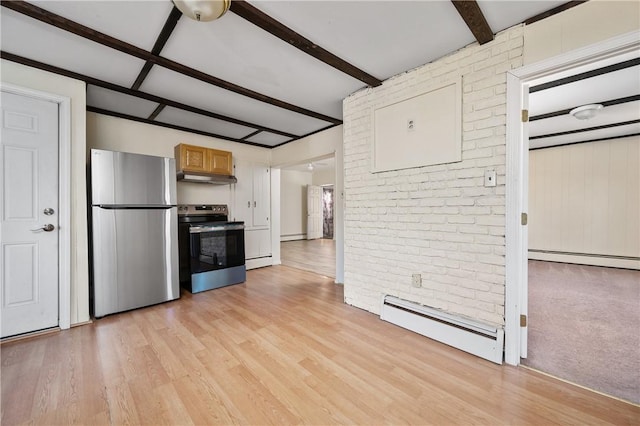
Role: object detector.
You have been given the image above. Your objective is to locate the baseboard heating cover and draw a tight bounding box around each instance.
[380,295,504,364]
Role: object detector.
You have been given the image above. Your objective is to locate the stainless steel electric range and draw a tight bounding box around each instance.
[177,204,246,293]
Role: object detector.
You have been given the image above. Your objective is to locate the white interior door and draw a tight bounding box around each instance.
[1,91,59,338]
[307,185,323,240]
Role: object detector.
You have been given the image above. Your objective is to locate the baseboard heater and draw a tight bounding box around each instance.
[380,295,504,364]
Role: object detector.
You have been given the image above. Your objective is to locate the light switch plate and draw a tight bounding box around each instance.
[484,169,497,187]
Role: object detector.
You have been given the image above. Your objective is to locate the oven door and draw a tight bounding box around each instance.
[189,223,245,274]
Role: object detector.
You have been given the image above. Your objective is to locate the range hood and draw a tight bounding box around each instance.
[177,170,238,185]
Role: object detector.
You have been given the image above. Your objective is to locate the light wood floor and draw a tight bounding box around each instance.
[281,239,335,278]
[2,266,638,425]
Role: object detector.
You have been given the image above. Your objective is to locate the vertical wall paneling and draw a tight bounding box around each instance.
[528,137,640,268]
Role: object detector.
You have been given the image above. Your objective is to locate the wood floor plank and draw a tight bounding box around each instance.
[2,265,639,425]
[281,239,336,278]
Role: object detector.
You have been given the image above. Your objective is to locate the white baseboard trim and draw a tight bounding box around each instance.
[246,257,273,270]
[281,234,306,242]
[529,251,640,270]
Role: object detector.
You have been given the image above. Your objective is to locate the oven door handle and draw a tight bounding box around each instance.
[189,224,245,233]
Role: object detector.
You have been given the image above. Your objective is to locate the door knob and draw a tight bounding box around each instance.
[44,207,55,215]
[31,224,55,232]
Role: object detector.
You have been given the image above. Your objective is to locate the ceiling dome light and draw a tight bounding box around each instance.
[173,0,231,22]
[570,104,603,120]
[307,163,314,171]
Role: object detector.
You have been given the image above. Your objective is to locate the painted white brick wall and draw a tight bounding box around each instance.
[342,26,524,327]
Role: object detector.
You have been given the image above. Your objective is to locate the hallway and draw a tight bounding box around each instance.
[281,239,336,278]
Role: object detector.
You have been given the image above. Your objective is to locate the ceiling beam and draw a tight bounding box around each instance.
[530,57,640,93]
[524,1,588,25]
[240,130,263,141]
[147,104,167,121]
[1,0,342,124]
[273,124,341,148]
[451,0,493,45]
[132,6,183,91]
[529,119,640,140]
[87,106,273,148]
[230,0,382,87]
[0,51,299,139]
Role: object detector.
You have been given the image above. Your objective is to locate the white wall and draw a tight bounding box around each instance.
[343,26,524,327]
[312,167,335,186]
[280,169,312,241]
[524,0,640,65]
[529,137,640,269]
[1,59,89,325]
[87,113,270,216]
[272,125,342,167]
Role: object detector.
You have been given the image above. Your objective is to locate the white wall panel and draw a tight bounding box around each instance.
[524,1,640,65]
[529,137,640,268]
[372,79,461,173]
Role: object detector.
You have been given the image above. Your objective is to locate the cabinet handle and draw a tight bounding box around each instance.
[247,201,250,208]
[254,201,257,207]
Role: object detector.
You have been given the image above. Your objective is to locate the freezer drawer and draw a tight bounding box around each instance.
[91,149,177,206]
[92,207,179,317]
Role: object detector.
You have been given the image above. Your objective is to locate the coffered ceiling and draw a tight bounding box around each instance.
[4,0,634,150]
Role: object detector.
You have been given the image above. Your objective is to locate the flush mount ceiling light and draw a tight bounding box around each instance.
[173,0,231,22]
[569,104,603,120]
[307,163,314,171]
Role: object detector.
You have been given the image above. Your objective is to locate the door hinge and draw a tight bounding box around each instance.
[521,212,528,225]
[521,109,529,122]
[520,314,527,327]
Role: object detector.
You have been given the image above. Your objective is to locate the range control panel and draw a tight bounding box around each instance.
[177,204,228,216]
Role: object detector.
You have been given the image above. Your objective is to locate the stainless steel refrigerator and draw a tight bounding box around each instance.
[90,149,179,317]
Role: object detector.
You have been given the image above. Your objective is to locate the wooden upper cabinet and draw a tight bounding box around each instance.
[209,149,232,175]
[176,144,209,172]
[175,143,232,175]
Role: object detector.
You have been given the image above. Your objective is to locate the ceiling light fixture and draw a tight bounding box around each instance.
[307,163,314,171]
[569,104,603,120]
[173,0,231,22]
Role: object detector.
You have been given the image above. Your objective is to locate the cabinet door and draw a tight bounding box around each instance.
[209,149,232,175]
[232,162,253,226]
[252,165,270,228]
[244,229,270,259]
[244,229,260,259]
[257,228,272,257]
[178,144,209,173]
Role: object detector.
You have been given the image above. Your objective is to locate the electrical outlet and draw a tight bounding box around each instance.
[407,119,416,132]
[412,273,422,288]
[484,169,497,187]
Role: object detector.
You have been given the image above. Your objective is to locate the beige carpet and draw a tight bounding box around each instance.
[523,260,640,404]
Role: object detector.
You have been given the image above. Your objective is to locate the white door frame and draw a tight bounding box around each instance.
[504,30,640,365]
[1,83,71,331]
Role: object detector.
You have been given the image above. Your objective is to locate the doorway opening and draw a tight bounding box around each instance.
[505,31,639,403]
[279,155,336,278]
[524,60,640,404]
